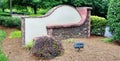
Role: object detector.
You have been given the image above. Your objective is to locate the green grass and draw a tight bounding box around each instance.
[101,38,113,43]
[29,14,42,17]
[29,8,50,17]
[62,38,74,43]
[25,40,34,49]
[0,30,8,61]
[0,49,8,61]
[1,7,50,17]
[0,30,6,41]
[9,30,21,38]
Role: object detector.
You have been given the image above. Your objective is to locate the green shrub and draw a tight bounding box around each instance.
[0,30,8,61]
[25,40,34,49]
[101,38,113,43]
[0,12,11,16]
[38,8,50,15]
[90,16,107,36]
[0,30,6,41]
[107,0,120,44]
[9,30,21,38]
[71,0,109,18]
[0,49,8,61]
[31,36,64,59]
[29,8,50,17]
[0,16,6,25]
[0,16,21,28]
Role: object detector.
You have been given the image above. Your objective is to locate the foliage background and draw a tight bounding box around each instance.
[107,0,120,43]
[0,0,109,18]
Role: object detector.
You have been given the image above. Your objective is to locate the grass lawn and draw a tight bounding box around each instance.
[0,30,8,61]
[29,14,42,17]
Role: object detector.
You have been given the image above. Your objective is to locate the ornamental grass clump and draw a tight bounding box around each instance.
[31,36,64,59]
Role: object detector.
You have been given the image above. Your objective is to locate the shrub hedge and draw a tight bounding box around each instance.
[90,16,107,36]
[0,12,11,16]
[0,16,21,28]
[107,0,120,43]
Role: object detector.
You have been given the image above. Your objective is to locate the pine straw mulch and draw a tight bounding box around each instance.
[1,26,120,61]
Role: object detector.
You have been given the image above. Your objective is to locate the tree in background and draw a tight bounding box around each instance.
[70,0,109,18]
[0,0,8,12]
[54,0,109,18]
[10,0,12,15]
[107,0,120,43]
[12,0,62,14]
[91,0,109,18]
[1,0,109,17]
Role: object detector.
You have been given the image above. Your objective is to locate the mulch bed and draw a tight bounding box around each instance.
[1,26,120,61]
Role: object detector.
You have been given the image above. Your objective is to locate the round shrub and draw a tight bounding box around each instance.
[0,16,21,28]
[107,0,120,44]
[0,16,6,25]
[31,36,64,59]
[90,16,107,36]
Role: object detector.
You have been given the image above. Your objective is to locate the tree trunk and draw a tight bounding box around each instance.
[2,8,5,12]
[33,5,37,14]
[10,0,12,15]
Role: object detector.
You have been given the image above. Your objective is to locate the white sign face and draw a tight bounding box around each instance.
[23,5,81,45]
[25,18,47,45]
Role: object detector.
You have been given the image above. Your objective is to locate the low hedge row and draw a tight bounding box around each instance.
[0,12,11,16]
[0,16,21,29]
[90,16,107,36]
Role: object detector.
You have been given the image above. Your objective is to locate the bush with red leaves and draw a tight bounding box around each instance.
[30,36,64,59]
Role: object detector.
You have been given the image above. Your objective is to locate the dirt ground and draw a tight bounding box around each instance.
[1,26,120,61]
